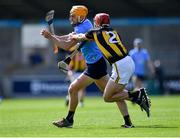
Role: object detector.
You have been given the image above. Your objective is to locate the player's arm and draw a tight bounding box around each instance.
[55,32,75,40]
[70,30,94,42]
[40,29,78,51]
[145,50,155,75]
[147,59,155,75]
[51,34,71,53]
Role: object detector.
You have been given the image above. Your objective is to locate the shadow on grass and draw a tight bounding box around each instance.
[107,125,178,129]
[135,125,178,128]
[73,125,178,129]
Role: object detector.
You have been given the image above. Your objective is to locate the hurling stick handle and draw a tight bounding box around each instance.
[49,23,55,34]
[49,23,58,54]
[45,10,58,54]
[67,40,86,59]
[63,49,78,64]
[63,41,86,64]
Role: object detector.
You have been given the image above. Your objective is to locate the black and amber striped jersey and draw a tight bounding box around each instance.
[85,26,128,64]
[69,52,86,72]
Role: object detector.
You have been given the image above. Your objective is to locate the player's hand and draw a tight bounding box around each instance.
[40,29,52,39]
[68,34,77,40]
[68,32,76,36]
[69,33,85,41]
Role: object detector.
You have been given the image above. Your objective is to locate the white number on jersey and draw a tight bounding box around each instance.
[105,31,119,44]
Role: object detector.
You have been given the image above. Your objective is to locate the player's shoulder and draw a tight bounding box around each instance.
[76,19,93,33]
[80,19,93,28]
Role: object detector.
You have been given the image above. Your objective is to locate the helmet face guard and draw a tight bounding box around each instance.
[94,13,110,27]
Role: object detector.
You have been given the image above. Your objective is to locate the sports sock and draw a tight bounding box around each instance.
[66,111,74,123]
[128,90,139,102]
[123,115,132,126]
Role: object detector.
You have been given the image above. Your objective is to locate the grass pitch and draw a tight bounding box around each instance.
[0,95,179,137]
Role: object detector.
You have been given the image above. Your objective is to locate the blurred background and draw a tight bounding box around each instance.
[0,0,180,98]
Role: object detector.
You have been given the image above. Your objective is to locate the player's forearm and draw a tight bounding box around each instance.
[148,60,155,74]
[55,34,70,41]
[50,35,77,50]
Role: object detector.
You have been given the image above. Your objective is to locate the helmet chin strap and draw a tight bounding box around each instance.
[72,16,86,27]
[79,16,86,23]
[94,23,101,28]
[78,16,81,23]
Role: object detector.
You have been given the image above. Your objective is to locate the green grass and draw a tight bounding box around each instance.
[0,95,180,137]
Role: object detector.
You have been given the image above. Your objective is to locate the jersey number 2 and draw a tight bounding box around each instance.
[105,31,119,44]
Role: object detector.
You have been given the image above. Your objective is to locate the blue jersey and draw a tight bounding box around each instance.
[74,19,103,64]
[129,48,150,76]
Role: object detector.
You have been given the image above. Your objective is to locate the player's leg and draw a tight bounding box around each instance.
[68,73,93,110]
[94,74,109,92]
[103,79,129,102]
[103,56,135,102]
[103,56,151,117]
[102,81,134,127]
[53,73,94,128]
[116,101,134,128]
[65,94,69,106]
[54,57,107,128]
[78,88,86,107]
[104,76,151,117]
[87,57,132,126]
[133,75,144,90]
[73,72,86,107]
[95,74,133,128]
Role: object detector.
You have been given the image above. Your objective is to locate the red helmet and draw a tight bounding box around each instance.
[94,13,110,27]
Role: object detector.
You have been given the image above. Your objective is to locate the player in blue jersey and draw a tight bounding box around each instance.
[129,38,155,90]
[41,6,135,128]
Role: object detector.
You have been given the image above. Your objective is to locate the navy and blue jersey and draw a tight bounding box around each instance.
[74,19,103,64]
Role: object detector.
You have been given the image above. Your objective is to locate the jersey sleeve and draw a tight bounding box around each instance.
[85,30,94,40]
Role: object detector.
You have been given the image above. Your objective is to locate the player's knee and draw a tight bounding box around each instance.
[68,83,78,95]
[68,85,74,95]
[103,94,111,102]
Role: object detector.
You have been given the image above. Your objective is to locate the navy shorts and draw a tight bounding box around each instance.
[84,57,107,79]
[135,74,146,81]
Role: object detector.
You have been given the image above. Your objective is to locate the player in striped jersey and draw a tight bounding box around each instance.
[71,13,151,119]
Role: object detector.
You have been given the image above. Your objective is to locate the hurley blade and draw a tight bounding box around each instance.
[45,10,55,25]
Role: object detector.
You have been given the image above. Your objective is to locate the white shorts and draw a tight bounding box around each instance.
[111,56,135,85]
